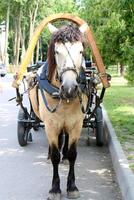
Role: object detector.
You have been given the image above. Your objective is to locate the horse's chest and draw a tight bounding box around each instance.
[60,102,84,129]
[40,93,87,131]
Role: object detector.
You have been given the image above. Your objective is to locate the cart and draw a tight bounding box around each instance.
[11,13,111,147]
[16,60,110,147]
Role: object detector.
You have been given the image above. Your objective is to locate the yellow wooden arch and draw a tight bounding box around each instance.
[12,13,110,88]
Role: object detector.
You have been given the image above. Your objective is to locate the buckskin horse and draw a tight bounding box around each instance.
[28,24,88,200]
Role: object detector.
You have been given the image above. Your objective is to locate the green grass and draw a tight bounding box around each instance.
[130,163,134,171]
[104,83,134,143]
[127,147,134,152]
[103,77,134,171]
[127,155,134,160]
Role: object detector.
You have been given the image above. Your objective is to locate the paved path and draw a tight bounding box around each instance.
[0,75,121,200]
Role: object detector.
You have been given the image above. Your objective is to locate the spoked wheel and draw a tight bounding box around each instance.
[95,106,104,147]
[17,107,32,146]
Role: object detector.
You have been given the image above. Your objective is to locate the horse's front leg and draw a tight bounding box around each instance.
[48,144,61,200]
[46,129,61,200]
[67,131,81,199]
[47,131,63,162]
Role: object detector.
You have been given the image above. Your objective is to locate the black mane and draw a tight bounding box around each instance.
[52,23,83,43]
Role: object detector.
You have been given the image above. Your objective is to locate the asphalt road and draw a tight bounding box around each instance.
[0,75,121,200]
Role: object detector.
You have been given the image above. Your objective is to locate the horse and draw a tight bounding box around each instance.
[28,24,88,200]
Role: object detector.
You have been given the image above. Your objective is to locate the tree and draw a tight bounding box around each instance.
[79,0,126,65]
[0,0,79,68]
[117,0,134,84]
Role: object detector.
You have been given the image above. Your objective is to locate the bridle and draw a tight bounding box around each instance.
[53,41,89,112]
[55,42,82,83]
[59,67,79,83]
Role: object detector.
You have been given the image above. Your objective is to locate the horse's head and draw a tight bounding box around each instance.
[47,24,85,100]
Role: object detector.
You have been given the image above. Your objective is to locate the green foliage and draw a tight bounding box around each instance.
[125,62,134,85]
[0,0,78,64]
[79,0,134,84]
[0,0,134,83]
[45,0,77,14]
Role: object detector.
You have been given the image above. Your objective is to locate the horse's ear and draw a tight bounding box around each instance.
[81,57,86,70]
[79,23,88,33]
[47,23,58,34]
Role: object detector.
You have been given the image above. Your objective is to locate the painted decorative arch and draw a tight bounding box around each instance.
[12,13,110,88]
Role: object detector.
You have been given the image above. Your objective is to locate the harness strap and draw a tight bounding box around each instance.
[37,62,60,98]
[16,88,32,119]
[59,67,78,81]
[79,87,106,118]
[87,87,105,120]
[38,79,62,113]
[63,43,77,69]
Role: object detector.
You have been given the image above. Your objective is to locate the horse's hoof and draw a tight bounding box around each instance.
[61,159,69,165]
[67,190,80,199]
[47,193,61,200]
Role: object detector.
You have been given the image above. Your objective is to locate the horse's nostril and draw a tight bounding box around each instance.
[60,82,78,99]
[61,85,64,91]
[75,85,78,92]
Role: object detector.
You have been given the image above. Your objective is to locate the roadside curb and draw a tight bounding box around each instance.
[103,107,134,200]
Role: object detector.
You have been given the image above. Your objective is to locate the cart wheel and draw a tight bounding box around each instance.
[95,106,104,147]
[17,108,31,146]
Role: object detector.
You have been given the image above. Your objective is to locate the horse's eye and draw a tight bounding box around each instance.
[55,50,59,55]
[80,51,83,54]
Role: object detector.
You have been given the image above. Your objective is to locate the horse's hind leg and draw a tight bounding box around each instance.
[67,141,80,199]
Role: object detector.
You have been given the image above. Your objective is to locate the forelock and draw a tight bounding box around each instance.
[52,23,83,43]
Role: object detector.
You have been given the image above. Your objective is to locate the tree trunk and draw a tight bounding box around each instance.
[16,8,21,67]
[13,7,21,67]
[0,44,3,62]
[117,63,120,76]
[29,12,34,65]
[29,11,34,45]
[29,0,39,65]
[120,64,124,76]
[4,2,10,67]
[36,40,39,63]
[20,26,26,62]
[40,38,43,61]
[13,21,17,66]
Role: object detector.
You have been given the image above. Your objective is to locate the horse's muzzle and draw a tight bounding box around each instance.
[60,81,78,100]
